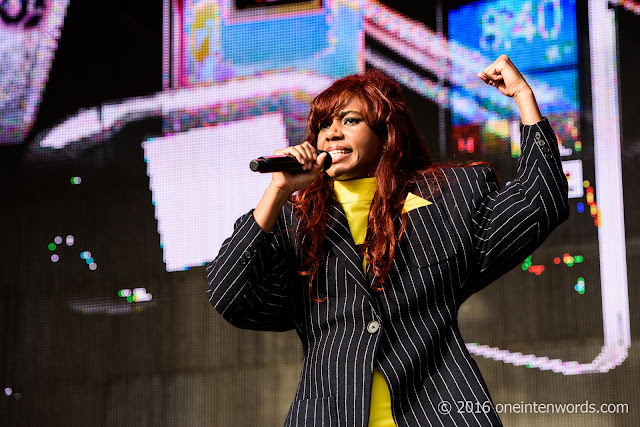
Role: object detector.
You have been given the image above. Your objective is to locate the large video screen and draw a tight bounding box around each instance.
[0,0,68,145]
[447,0,628,376]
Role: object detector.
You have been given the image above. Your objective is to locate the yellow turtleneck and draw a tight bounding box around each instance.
[333,178,431,427]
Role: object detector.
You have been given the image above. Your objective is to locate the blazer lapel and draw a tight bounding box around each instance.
[325,200,373,297]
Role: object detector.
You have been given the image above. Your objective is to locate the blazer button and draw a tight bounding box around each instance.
[536,139,545,147]
[240,258,246,265]
[535,132,542,140]
[367,320,380,334]
[244,251,251,259]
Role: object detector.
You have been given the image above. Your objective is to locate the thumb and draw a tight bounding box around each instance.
[313,151,330,172]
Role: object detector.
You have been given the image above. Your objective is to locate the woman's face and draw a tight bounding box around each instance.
[316,98,384,181]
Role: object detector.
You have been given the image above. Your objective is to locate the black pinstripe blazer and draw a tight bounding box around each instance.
[207,118,569,426]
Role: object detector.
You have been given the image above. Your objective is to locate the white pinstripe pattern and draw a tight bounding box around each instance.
[206,118,569,426]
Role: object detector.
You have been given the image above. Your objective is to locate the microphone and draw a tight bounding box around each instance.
[250,149,332,173]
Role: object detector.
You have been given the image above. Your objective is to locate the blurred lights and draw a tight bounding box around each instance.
[609,0,640,15]
[574,140,582,151]
[3,387,21,400]
[118,288,153,303]
[457,137,475,153]
[560,252,584,267]
[70,176,81,185]
[521,255,545,275]
[574,277,586,294]
[584,184,601,227]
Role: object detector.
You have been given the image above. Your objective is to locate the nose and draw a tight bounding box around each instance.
[325,120,343,140]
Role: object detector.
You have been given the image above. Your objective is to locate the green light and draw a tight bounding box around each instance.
[48,243,56,251]
[567,262,574,267]
[118,290,123,297]
[521,264,529,271]
[126,295,134,303]
[578,289,585,294]
[578,277,584,282]
[575,256,583,263]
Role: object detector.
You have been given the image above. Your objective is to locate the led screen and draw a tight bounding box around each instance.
[0,0,68,145]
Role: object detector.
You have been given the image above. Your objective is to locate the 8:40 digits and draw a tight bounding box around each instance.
[480,0,563,51]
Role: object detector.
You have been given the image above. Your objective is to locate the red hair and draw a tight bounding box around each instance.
[293,69,437,299]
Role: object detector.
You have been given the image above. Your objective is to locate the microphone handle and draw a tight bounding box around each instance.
[250,150,332,173]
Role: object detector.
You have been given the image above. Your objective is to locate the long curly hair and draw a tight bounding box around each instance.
[293,69,436,299]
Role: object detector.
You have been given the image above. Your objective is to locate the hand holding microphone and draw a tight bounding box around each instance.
[253,141,331,196]
[250,149,332,173]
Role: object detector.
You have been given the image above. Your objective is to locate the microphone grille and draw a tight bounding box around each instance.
[249,159,262,172]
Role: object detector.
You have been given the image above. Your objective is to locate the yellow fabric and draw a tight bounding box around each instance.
[402,192,433,213]
[333,179,433,426]
[333,178,377,246]
[369,368,395,427]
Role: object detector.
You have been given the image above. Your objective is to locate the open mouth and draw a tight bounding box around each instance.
[327,149,352,163]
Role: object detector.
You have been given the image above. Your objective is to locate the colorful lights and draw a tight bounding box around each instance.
[49,235,73,261]
[457,137,475,153]
[81,251,97,270]
[521,256,545,275]
[574,277,586,294]
[118,288,152,303]
[47,235,98,270]
[3,387,21,400]
[554,253,584,267]
[608,0,640,15]
[583,182,601,227]
[70,176,81,185]
[574,141,582,151]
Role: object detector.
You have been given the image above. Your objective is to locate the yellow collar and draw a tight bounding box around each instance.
[333,178,377,205]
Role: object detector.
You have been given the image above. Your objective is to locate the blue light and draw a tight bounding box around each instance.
[577,202,584,213]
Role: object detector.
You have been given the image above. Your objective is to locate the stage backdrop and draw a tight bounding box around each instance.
[2,1,640,425]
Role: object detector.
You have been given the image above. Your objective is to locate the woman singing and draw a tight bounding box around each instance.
[206,55,569,426]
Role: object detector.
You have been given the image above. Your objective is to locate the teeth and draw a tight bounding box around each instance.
[328,150,351,157]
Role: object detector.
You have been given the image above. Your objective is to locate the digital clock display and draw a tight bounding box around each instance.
[448,0,580,141]
[449,0,578,70]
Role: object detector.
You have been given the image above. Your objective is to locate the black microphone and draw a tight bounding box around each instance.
[250,149,332,173]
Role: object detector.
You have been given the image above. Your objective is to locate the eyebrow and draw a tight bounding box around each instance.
[335,110,362,119]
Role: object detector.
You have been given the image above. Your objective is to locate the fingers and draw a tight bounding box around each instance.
[274,141,317,170]
[478,56,508,85]
[313,151,329,172]
[477,71,503,86]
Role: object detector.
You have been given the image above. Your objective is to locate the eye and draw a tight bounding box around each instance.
[343,117,361,125]
[318,122,331,131]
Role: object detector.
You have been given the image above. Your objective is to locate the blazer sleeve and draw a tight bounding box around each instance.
[206,208,298,332]
[460,117,569,298]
